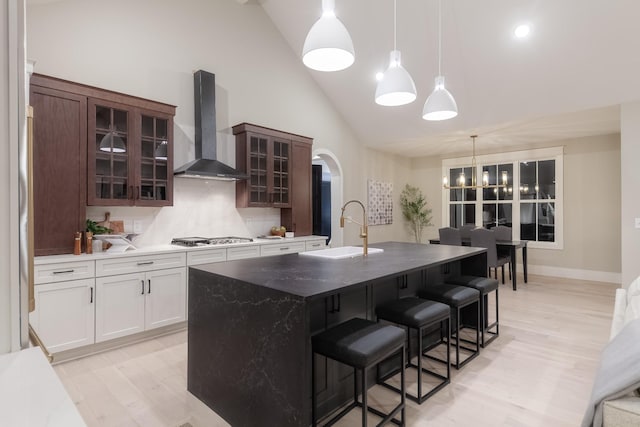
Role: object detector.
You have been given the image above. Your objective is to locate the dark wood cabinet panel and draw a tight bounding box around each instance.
[31,86,87,256]
[283,141,312,236]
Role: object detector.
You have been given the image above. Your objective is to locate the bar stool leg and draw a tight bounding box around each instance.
[416,326,422,400]
[362,367,368,427]
[400,345,406,426]
[446,317,451,380]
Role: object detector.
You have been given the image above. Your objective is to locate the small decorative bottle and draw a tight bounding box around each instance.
[86,231,93,254]
[74,232,82,255]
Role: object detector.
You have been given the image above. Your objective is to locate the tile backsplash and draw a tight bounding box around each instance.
[87,178,280,247]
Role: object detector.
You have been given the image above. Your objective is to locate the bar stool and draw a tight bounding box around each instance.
[418,284,480,369]
[312,318,406,427]
[446,275,499,348]
[376,297,451,403]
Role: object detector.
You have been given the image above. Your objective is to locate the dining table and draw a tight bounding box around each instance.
[429,238,528,291]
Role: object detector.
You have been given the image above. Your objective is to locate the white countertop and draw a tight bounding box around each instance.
[0,347,86,426]
[34,235,327,265]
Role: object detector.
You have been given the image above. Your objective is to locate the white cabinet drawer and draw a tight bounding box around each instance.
[34,260,95,285]
[305,240,326,251]
[95,252,186,277]
[260,241,306,257]
[187,248,227,266]
[227,245,260,260]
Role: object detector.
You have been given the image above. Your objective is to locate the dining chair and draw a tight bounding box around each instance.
[459,224,477,240]
[439,227,462,246]
[493,226,513,279]
[470,228,511,284]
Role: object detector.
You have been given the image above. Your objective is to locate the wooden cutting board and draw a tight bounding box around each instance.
[97,212,125,234]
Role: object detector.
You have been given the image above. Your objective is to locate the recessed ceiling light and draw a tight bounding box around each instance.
[514,24,531,39]
[375,72,384,81]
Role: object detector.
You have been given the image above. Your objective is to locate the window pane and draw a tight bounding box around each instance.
[498,203,513,227]
[538,160,555,199]
[450,205,462,228]
[538,202,555,242]
[464,204,475,225]
[462,167,476,201]
[449,168,463,202]
[498,163,513,201]
[520,203,536,240]
[520,162,537,200]
[482,204,496,228]
[483,165,497,200]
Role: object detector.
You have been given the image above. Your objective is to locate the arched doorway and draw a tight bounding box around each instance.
[312,149,343,248]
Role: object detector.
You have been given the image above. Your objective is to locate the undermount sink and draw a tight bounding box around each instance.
[298,246,383,260]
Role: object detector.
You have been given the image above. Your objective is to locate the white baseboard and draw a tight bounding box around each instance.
[519,263,621,285]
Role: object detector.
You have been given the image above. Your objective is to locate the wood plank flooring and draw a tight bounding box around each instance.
[54,274,618,426]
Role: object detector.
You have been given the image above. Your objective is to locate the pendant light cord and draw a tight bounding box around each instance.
[438,0,442,76]
[393,0,397,52]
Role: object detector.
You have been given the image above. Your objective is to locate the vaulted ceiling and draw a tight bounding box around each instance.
[260,0,637,157]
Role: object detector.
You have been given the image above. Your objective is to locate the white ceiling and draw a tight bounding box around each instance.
[259,0,637,158]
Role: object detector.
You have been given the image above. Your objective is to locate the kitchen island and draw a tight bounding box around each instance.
[187,241,487,426]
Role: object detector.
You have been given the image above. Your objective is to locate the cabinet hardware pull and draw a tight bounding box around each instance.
[53,270,74,274]
[141,280,145,295]
[336,294,341,312]
[279,247,289,251]
[148,279,151,294]
[137,261,154,266]
[136,186,140,200]
[129,185,134,200]
[90,287,93,304]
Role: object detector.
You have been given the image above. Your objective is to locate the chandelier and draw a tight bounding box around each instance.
[443,135,509,190]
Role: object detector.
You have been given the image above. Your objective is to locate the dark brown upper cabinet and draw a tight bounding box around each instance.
[30,74,176,254]
[233,123,313,236]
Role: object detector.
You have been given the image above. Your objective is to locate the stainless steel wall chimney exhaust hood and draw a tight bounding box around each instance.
[174,70,248,180]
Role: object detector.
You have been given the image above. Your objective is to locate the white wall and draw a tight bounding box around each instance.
[26,0,410,247]
[621,102,640,288]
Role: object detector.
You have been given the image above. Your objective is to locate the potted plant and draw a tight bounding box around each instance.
[399,184,433,243]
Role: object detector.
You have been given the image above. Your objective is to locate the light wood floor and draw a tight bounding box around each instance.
[54,274,618,426]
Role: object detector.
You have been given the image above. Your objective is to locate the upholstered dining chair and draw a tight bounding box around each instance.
[470,228,511,284]
[439,227,462,246]
[493,226,513,279]
[459,224,477,240]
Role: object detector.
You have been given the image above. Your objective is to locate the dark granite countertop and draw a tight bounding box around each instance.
[190,241,486,299]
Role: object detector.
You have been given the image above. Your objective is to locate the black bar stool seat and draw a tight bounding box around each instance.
[312,318,406,427]
[418,284,480,369]
[376,297,451,403]
[445,275,499,347]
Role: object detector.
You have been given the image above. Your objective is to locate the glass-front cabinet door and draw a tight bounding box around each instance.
[248,134,269,205]
[88,99,173,206]
[243,133,290,207]
[88,99,131,205]
[137,113,172,206]
[271,138,290,207]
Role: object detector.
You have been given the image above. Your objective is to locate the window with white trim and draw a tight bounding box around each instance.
[442,147,563,249]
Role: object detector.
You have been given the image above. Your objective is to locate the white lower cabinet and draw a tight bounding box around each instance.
[95,267,186,343]
[31,279,95,353]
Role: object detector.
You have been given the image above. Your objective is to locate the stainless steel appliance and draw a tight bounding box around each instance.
[171,236,254,247]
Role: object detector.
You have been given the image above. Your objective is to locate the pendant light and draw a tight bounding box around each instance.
[375,0,417,106]
[302,0,355,72]
[99,131,126,153]
[423,0,458,121]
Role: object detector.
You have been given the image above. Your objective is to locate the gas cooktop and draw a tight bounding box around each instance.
[171,236,254,247]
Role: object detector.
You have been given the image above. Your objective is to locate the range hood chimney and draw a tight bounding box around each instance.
[174,70,248,180]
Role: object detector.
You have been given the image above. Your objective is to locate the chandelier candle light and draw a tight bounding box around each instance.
[443,135,508,190]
